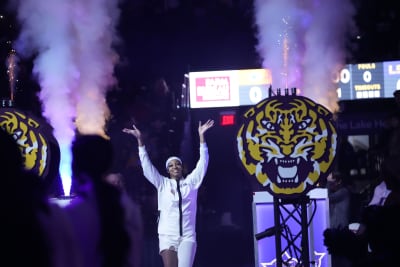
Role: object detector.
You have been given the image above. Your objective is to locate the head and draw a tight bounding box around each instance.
[0,128,46,200]
[0,127,23,177]
[154,78,170,96]
[165,156,183,179]
[104,172,125,191]
[385,111,400,129]
[327,171,345,191]
[394,89,400,105]
[381,156,400,192]
[72,135,130,267]
[72,134,113,183]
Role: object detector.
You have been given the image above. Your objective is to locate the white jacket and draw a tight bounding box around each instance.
[138,143,209,237]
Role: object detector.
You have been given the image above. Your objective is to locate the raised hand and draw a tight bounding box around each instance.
[198,119,214,135]
[198,119,214,144]
[122,124,143,146]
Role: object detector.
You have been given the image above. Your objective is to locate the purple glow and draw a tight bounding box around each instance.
[12,0,122,196]
[253,189,330,267]
[254,0,356,111]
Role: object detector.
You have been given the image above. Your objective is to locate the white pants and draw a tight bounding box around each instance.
[159,234,197,267]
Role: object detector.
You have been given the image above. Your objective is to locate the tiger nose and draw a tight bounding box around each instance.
[281,144,293,156]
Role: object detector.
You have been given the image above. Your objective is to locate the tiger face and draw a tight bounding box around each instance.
[0,108,56,180]
[237,95,337,198]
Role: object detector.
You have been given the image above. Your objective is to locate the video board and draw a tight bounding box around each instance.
[336,60,400,100]
[188,60,400,108]
[188,69,272,108]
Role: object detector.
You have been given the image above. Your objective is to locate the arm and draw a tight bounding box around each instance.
[185,120,214,187]
[198,119,214,144]
[122,125,164,188]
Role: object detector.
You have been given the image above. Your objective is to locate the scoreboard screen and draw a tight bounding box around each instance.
[189,69,272,108]
[188,60,400,108]
[336,60,400,100]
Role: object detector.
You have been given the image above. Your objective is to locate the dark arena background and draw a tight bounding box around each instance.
[1,1,400,267]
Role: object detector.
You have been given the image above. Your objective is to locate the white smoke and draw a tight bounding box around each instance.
[254,0,356,111]
[12,0,121,196]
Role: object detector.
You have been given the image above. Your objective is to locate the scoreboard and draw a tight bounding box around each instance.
[336,60,400,100]
[187,60,400,109]
[188,69,272,108]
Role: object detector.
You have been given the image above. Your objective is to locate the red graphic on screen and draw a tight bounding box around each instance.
[195,76,231,102]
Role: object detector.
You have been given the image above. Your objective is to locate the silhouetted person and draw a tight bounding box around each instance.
[324,155,400,267]
[105,172,144,267]
[368,155,400,207]
[327,172,352,267]
[393,89,400,111]
[376,110,400,159]
[0,127,81,267]
[328,172,351,228]
[336,137,357,177]
[65,134,140,267]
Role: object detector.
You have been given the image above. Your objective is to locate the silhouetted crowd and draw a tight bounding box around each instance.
[324,90,400,267]
[2,74,400,267]
[0,128,144,267]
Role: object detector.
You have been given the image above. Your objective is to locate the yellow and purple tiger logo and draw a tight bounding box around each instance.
[237,95,337,198]
[0,108,59,186]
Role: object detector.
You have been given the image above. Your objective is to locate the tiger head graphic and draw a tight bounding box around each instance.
[0,108,59,186]
[237,95,337,198]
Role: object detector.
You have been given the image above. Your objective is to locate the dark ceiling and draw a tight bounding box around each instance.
[1,0,399,113]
